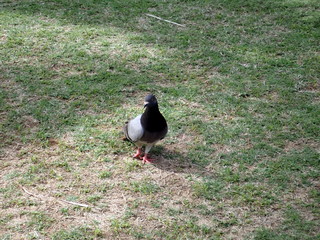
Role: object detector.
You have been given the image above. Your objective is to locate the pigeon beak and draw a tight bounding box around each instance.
[144,101,149,108]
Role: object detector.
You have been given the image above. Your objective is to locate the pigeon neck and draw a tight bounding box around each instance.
[141,103,166,132]
[144,104,159,114]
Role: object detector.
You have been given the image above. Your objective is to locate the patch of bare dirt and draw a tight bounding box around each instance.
[284,138,320,153]
[21,115,39,129]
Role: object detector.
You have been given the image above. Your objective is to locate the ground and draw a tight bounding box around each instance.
[0,0,319,239]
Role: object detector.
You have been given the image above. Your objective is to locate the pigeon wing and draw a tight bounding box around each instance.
[124,114,144,142]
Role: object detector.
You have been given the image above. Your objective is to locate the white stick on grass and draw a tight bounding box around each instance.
[146,14,186,27]
[59,199,91,208]
[21,186,93,209]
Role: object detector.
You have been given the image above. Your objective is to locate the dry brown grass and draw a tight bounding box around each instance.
[0,128,290,239]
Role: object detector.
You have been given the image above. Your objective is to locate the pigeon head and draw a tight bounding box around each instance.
[144,94,158,108]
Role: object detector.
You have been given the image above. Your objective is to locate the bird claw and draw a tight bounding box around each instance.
[133,149,156,163]
[142,155,155,164]
[133,148,143,159]
[133,154,143,160]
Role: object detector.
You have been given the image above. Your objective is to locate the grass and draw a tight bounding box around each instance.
[254,207,319,240]
[0,0,319,239]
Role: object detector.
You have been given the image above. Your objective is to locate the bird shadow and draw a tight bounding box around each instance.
[122,136,214,177]
[147,146,213,177]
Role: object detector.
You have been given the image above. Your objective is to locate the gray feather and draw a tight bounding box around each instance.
[124,114,144,142]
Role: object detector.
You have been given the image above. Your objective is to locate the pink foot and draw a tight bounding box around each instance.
[133,148,143,159]
[142,154,155,164]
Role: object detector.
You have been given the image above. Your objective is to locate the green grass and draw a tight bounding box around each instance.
[52,225,103,240]
[0,0,319,239]
[253,207,319,240]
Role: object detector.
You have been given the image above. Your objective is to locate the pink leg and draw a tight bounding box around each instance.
[142,153,155,163]
[133,148,143,159]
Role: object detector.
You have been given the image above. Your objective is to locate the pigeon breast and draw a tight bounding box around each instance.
[139,104,167,143]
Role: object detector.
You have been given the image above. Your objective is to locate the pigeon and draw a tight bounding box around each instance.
[123,94,168,163]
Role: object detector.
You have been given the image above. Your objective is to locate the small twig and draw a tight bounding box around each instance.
[20,185,97,209]
[59,199,90,208]
[121,193,127,203]
[146,14,186,27]
[21,186,42,199]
